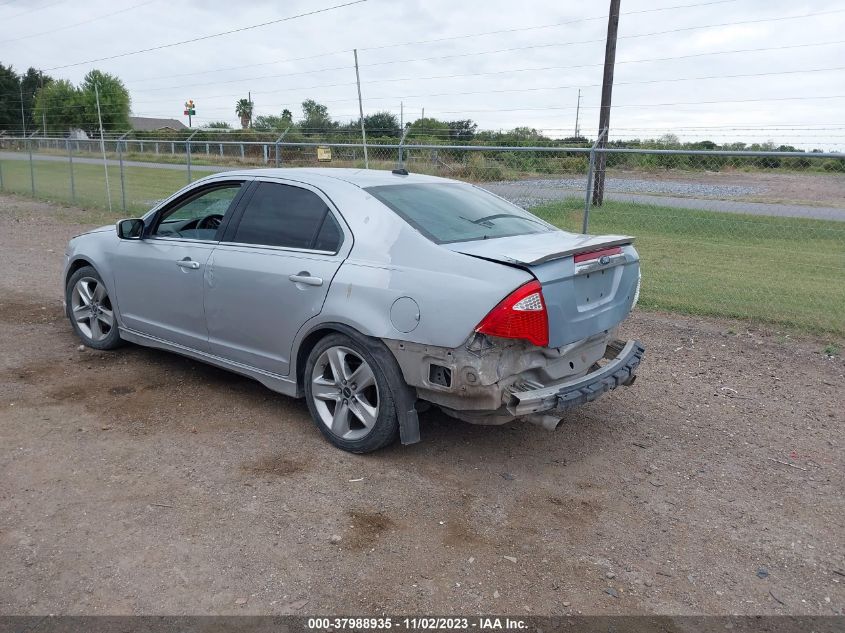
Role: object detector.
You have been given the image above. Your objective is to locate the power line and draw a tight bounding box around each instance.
[119,0,745,85]
[429,95,845,115]
[360,9,845,70]
[0,0,156,45]
[1,0,63,20]
[122,31,845,99]
[42,0,367,71]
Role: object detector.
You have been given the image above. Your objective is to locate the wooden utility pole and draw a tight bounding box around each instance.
[591,0,620,206]
[353,49,368,169]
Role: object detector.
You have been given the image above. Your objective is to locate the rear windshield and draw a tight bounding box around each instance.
[365,183,554,244]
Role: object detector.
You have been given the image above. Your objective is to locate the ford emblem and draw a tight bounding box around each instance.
[599,255,611,265]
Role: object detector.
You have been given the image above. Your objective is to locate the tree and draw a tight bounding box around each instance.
[447,119,477,142]
[281,108,293,122]
[20,67,52,130]
[253,113,293,132]
[235,98,253,129]
[78,70,131,136]
[363,111,400,137]
[407,117,450,140]
[0,63,21,132]
[300,99,333,136]
[204,121,232,129]
[33,80,80,135]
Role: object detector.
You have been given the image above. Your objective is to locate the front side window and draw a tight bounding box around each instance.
[231,182,342,251]
[365,183,554,244]
[152,183,242,240]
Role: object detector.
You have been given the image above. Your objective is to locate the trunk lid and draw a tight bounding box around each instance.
[445,230,640,348]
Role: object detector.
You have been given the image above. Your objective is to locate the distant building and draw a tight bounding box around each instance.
[130,117,188,132]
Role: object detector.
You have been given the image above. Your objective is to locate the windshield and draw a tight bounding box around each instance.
[365,183,554,244]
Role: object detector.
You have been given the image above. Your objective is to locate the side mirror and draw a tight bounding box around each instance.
[116,218,144,240]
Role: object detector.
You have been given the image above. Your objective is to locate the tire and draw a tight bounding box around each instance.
[66,265,123,351]
[304,333,401,453]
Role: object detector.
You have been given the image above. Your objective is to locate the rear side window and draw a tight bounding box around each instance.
[231,182,342,251]
[365,183,553,244]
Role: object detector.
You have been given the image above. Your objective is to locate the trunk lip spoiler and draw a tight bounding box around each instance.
[516,236,635,265]
[505,338,645,417]
[446,234,635,266]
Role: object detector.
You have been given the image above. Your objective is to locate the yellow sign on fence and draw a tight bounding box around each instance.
[317,146,332,162]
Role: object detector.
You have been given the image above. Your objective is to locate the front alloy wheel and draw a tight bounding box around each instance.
[66,265,123,350]
[71,276,115,342]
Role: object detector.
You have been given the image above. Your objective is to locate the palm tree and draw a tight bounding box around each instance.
[235,98,253,129]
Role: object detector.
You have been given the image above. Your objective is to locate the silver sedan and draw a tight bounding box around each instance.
[63,168,643,452]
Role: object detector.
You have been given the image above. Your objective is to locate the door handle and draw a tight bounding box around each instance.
[288,273,323,287]
[176,258,200,270]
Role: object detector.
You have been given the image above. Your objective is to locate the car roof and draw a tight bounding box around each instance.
[207,167,459,188]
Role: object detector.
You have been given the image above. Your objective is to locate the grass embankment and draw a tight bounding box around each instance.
[1,156,843,338]
[533,198,845,337]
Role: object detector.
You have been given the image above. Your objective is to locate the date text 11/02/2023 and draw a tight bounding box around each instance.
[306,617,529,630]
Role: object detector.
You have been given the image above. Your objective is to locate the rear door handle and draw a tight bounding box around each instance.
[288,273,323,287]
[176,258,200,270]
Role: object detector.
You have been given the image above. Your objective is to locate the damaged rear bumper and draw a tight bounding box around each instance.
[505,339,645,417]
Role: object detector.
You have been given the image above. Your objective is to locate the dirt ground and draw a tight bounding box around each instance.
[1,195,843,616]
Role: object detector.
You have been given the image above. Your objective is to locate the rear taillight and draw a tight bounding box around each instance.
[573,246,623,264]
[475,280,549,347]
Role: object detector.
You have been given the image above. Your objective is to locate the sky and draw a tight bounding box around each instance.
[1,0,844,148]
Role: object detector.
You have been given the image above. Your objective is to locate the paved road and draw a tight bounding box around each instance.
[0,150,228,174]
[3,151,844,221]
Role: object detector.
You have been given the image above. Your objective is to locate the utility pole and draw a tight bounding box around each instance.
[40,71,46,136]
[248,91,253,127]
[574,89,581,139]
[353,48,368,169]
[591,0,621,206]
[19,83,26,136]
[94,83,112,213]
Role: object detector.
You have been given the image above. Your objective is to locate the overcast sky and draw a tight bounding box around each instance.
[2,0,844,148]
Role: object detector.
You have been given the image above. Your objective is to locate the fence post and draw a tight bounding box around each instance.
[240,143,244,159]
[185,130,199,183]
[397,125,411,168]
[219,143,223,157]
[67,139,76,203]
[117,133,128,213]
[0,157,4,191]
[274,126,291,167]
[27,137,35,196]
[582,128,607,234]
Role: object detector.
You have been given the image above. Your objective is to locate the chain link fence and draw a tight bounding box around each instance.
[1,135,843,337]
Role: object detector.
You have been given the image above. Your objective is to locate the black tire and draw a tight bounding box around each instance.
[65,265,124,351]
[304,332,401,453]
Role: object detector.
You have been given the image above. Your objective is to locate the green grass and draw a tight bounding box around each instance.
[0,156,198,216]
[2,156,843,337]
[532,198,845,337]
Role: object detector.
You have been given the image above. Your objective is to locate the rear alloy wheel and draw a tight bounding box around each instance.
[66,266,123,350]
[305,334,400,453]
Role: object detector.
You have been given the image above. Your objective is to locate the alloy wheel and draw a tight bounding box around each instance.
[310,345,380,440]
[71,277,115,342]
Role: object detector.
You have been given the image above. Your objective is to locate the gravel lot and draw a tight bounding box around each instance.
[1,195,843,616]
[483,171,845,220]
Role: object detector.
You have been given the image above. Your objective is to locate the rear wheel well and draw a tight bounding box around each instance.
[296,327,344,393]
